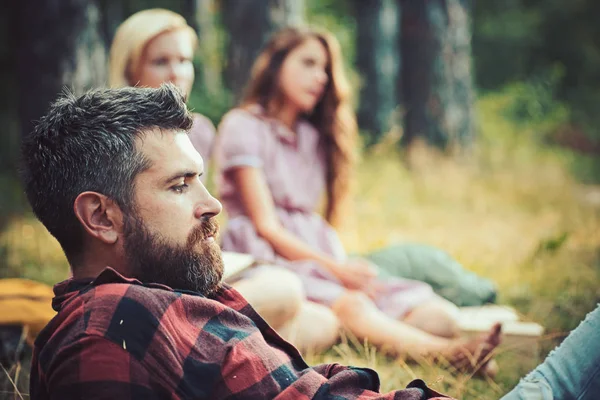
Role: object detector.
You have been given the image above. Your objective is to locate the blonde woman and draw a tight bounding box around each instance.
[107,9,314,343]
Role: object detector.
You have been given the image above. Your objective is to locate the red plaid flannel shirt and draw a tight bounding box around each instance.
[30,267,451,399]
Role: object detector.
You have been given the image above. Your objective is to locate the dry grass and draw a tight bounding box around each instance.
[1,92,599,398]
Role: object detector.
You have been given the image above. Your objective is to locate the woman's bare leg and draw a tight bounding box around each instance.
[332,291,501,372]
[402,296,501,376]
[402,295,461,338]
[278,301,341,353]
[231,267,303,330]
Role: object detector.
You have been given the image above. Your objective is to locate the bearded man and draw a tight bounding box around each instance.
[23,85,457,399]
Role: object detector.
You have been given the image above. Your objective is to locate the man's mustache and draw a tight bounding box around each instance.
[187,218,219,247]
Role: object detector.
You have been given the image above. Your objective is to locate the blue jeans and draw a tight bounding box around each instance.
[502,304,600,400]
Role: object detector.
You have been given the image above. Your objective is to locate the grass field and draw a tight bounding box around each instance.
[1,90,599,398]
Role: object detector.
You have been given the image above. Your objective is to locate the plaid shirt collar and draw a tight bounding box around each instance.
[51,267,232,312]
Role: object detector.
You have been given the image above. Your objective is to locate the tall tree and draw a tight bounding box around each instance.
[14,0,108,139]
[221,0,305,100]
[399,0,475,149]
[354,0,400,146]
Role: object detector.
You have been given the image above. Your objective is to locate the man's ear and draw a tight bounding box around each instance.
[73,192,124,245]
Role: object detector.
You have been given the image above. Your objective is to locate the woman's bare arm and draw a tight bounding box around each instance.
[229,166,376,289]
[231,166,340,270]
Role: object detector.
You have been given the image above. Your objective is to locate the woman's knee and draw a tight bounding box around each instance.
[305,302,341,337]
[331,291,377,322]
[279,302,341,353]
[402,299,460,338]
[232,267,304,327]
[261,268,304,309]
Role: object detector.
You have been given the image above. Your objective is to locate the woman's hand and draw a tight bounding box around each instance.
[331,258,378,291]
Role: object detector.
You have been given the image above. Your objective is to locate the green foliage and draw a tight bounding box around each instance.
[476,78,600,183]
[188,57,233,126]
[473,1,543,89]
[306,0,357,65]
[533,232,569,255]
[498,66,569,138]
[305,0,362,122]
[188,84,233,127]
[0,174,28,232]
[474,0,600,141]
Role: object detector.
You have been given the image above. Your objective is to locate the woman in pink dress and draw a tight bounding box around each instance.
[216,26,501,372]
[106,9,308,338]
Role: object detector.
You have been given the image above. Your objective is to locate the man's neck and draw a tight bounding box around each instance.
[71,264,104,280]
[70,248,126,281]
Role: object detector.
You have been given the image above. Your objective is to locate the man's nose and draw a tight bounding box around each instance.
[194,192,222,220]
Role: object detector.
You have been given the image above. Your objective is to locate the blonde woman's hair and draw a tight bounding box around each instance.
[109,8,198,88]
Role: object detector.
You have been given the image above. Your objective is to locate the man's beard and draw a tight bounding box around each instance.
[122,213,224,296]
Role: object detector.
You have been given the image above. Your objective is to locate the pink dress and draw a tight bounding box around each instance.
[188,113,216,183]
[215,106,435,318]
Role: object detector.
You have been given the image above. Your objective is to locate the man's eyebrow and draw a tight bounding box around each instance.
[163,170,203,185]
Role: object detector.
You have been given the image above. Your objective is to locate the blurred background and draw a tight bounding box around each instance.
[1,0,599,398]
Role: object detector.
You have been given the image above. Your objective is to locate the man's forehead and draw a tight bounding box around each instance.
[135,128,203,172]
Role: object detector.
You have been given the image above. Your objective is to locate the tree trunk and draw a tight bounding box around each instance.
[221,0,305,100]
[399,0,474,150]
[449,0,475,148]
[15,0,108,139]
[354,0,400,146]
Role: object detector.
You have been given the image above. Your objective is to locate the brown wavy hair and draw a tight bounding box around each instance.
[241,26,357,226]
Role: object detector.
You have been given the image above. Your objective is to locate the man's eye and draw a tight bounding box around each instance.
[172,184,188,193]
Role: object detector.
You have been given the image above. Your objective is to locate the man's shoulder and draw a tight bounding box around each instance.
[31,282,203,398]
[85,282,177,328]
[78,283,254,347]
[37,282,235,365]
[86,281,180,312]
[81,283,243,341]
[37,283,177,345]
[57,280,249,335]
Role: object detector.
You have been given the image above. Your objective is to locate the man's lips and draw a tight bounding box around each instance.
[203,227,219,242]
[189,223,219,247]
[203,235,215,243]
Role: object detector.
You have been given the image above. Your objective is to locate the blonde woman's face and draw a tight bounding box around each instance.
[279,38,329,113]
[134,29,195,96]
